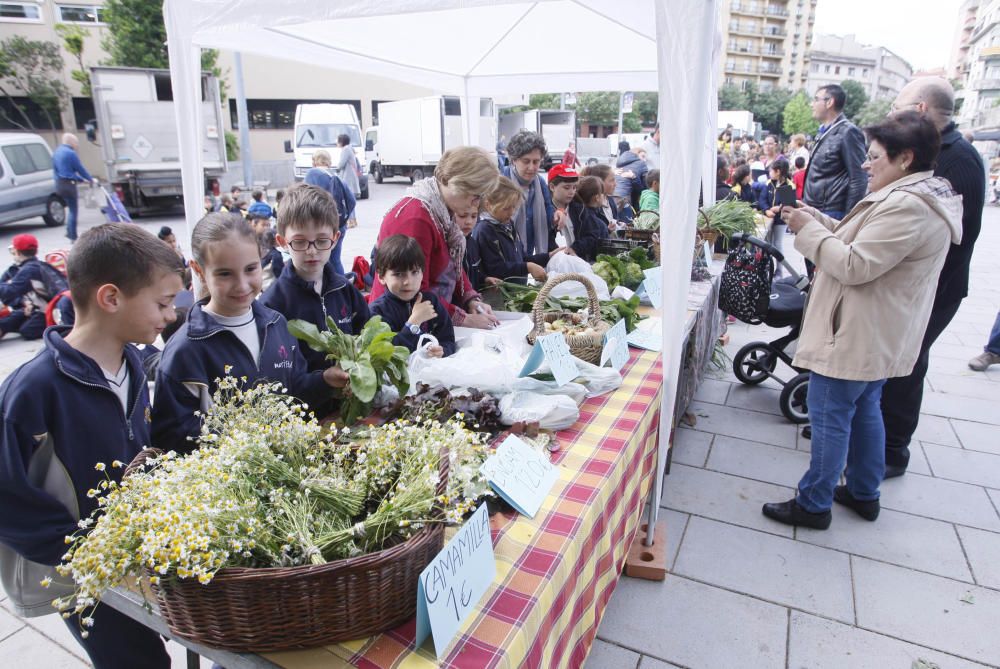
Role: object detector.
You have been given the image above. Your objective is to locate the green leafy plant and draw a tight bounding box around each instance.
[288,316,410,425]
[697,199,758,238]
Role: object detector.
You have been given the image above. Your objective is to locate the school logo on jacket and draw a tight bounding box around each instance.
[274,344,293,370]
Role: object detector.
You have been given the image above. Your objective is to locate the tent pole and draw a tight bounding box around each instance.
[233,52,254,190]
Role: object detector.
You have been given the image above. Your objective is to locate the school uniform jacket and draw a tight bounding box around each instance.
[472,215,549,284]
[369,290,456,356]
[260,262,370,372]
[0,327,152,617]
[151,300,330,453]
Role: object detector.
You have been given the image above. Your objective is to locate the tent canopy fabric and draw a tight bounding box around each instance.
[164,0,720,535]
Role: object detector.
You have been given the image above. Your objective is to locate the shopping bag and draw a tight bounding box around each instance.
[498,391,580,430]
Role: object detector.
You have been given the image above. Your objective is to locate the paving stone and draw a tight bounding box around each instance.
[584,639,640,669]
[705,435,811,488]
[913,414,961,447]
[671,428,712,468]
[920,395,1000,429]
[0,606,24,642]
[661,464,795,538]
[638,656,684,669]
[686,401,798,449]
[787,610,991,669]
[17,612,90,663]
[956,526,1000,590]
[0,626,86,668]
[674,517,855,622]
[904,443,933,476]
[797,507,972,581]
[925,372,1000,400]
[724,384,783,416]
[880,471,1000,532]
[923,444,1000,489]
[598,574,787,669]
[928,342,987,362]
[660,508,689,570]
[988,488,1000,518]
[853,557,1000,666]
[692,378,730,405]
[950,419,1000,455]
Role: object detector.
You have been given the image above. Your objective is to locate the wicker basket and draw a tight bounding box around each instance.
[623,228,657,245]
[526,273,610,364]
[697,229,720,247]
[127,448,450,652]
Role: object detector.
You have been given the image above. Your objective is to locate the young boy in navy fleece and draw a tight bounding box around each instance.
[261,183,369,372]
[370,234,455,357]
[0,223,184,668]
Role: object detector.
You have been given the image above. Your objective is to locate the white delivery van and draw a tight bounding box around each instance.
[369,96,497,183]
[286,104,368,198]
[0,133,65,228]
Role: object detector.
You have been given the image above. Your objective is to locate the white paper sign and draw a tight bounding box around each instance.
[518,333,578,387]
[626,316,663,352]
[601,318,629,371]
[415,503,495,658]
[703,241,714,269]
[480,435,559,518]
[641,267,662,307]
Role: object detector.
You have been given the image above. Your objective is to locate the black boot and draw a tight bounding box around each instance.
[883,463,907,479]
[762,498,831,530]
[833,485,880,521]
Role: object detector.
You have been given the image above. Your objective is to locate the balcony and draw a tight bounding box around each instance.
[729,23,762,36]
[980,46,1000,61]
[765,6,789,17]
[759,67,782,78]
[972,77,1000,91]
[760,49,785,58]
[763,27,787,38]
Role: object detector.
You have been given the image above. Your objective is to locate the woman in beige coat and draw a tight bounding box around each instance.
[763,111,963,530]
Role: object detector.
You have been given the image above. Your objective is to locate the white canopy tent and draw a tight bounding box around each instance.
[164,0,719,541]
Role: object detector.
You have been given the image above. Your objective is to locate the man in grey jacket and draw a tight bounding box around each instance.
[802,84,868,221]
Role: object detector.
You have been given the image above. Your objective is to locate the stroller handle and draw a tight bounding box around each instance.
[730,233,785,262]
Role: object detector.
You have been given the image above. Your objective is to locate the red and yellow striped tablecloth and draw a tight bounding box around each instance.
[265,349,663,669]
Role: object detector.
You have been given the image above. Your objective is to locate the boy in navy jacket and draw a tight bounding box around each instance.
[0,223,183,668]
[261,183,370,372]
[0,234,65,340]
[370,234,456,357]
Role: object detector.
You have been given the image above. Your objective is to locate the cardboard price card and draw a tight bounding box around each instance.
[641,267,662,307]
[518,333,579,387]
[415,503,496,658]
[480,435,559,518]
[601,318,629,371]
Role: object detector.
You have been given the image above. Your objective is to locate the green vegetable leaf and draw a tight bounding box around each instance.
[348,354,379,403]
[288,320,329,353]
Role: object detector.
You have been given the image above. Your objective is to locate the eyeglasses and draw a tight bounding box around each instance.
[864,152,883,162]
[813,96,830,103]
[287,238,334,252]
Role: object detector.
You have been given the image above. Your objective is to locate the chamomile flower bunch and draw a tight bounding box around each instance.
[53,376,493,626]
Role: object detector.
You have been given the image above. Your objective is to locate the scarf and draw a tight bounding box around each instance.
[511,170,550,255]
[406,177,466,267]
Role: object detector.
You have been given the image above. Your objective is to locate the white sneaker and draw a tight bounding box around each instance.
[968,351,1000,372]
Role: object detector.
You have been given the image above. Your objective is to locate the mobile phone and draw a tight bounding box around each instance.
[776,184,797,206]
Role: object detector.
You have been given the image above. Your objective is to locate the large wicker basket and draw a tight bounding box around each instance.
[127,448,450,652]
[526,273,610,364]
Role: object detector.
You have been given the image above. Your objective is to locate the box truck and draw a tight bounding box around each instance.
[498,109,576,169]
[366,96,497,184]
[286,103,368,198]
[87,66,227,215]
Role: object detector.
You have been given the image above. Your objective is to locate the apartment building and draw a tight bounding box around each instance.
[958,0,1000,130]
[949,0,981,82]
[720,0,818,92]
[805,34,913,101]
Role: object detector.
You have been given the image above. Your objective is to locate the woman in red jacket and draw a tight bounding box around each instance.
[371,147,500,328]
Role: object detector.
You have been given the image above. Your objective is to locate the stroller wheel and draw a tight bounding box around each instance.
[733,343,777,385]
[780,372,810,424]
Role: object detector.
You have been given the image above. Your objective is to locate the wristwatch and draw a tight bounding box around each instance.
[408,323,421,335]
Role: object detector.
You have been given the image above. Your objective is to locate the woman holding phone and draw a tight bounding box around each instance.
[758,157,795,276]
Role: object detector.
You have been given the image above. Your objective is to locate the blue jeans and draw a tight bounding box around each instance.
[797,372,887,513]
[986,311,1000,355]
[56,179,80,241]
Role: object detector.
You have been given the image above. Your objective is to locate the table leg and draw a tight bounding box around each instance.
[187,649,201,669]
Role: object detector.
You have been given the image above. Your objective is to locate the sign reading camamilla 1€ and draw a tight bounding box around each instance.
[415,503,496,658]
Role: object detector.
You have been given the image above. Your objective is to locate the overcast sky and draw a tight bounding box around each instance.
[813,0,966,71]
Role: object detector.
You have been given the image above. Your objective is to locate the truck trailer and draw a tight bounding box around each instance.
[498,109,576,170]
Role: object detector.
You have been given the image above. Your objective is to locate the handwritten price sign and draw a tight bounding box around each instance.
[480,435,559,518]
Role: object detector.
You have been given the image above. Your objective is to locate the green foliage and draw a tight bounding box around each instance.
[55,24,91,97]
[573,91,620,125]
[224,130,239,161]
[718,84,749,111]
[528,93,561,109]
[0,36,68,132]
[751,87,793,134]
[101,0,167,68]
[853,98,892,128]
[782,92,818,136]
[840,79,869,122]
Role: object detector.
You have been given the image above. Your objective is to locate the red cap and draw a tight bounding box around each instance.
[11,234,39,252]
[547,164,580,182]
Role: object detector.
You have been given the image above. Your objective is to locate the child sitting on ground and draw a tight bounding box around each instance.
[569,176,612,262]
[152,212,348,452]
[0,223,183,668]
[370,234,456,357]
[473,176,560,284]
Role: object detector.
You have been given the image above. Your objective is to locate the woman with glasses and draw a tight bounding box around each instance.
[762,111,962,529]
[370,146,500,329]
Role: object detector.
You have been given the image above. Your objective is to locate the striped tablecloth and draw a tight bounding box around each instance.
[265,349,664,669]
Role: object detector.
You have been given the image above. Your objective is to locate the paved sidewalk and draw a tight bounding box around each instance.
[589,210,1000,669]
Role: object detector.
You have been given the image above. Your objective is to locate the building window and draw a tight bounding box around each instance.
[72,96,96,130]
[848,67,855,77]
[57,4,106,23]
[834,66,841,74]
[229,99,362,130]
[862,68,869,77]
[811,63,818,72]
[0,2,42,21]
[0,96,63,130]
[825,64,831,73]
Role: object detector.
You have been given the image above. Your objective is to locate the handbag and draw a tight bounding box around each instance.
[718,243,775,325]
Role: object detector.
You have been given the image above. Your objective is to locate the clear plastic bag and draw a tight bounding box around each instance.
[499,391,580,430]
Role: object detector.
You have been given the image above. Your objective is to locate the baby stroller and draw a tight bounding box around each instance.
[99,184,132,223]
[719,233,811,423]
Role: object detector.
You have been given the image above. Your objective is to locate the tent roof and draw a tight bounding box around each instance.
[172,0,660,95]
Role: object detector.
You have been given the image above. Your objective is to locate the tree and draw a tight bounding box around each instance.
[840,79,868,122]
[718,84,749,111]
[528,93,561,109]
[631,91,658,126]
[751,87,793,134]
[0,36,68,134]
[782,91,818,136]
[572,91,620,126]
[102,0,167,68]
[854,98,892,128]
[55,24,91,97]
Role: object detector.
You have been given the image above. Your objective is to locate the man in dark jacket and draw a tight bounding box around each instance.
[802,84,867,220]
[880,78,985,478]
[614,142,648,220]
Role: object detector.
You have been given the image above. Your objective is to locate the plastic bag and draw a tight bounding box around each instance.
[573,358,623,397]
[499,391,580,430]
[409,334,520,394]
[84,183,98,209]
[546,253,611,300]
[511,377,588,404]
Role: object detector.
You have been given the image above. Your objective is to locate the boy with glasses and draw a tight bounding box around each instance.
[261,183,369,373]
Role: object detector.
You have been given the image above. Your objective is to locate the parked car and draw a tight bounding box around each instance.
[0,132,65,228]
